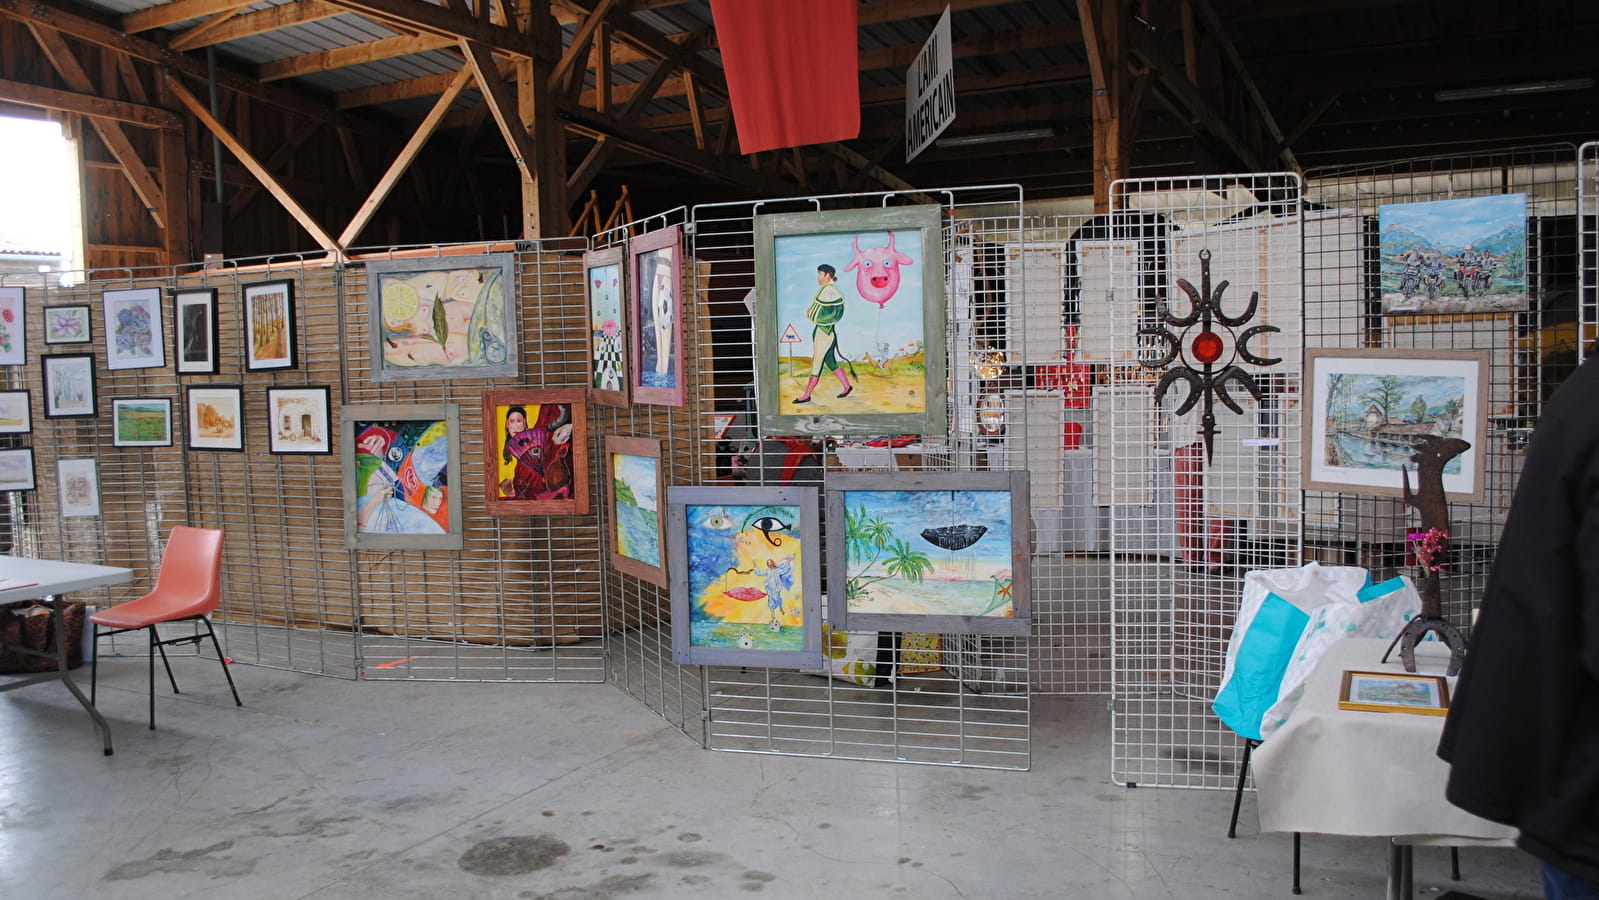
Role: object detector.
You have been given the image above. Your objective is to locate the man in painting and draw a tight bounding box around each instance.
[792,264,853,404]
[1438,352,1599,898]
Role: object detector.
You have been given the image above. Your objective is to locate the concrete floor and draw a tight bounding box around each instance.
[1,654,1542,899]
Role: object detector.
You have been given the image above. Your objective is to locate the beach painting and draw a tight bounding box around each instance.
[667,486,822,668]
[826,471,1031,636]
[606,436,666,586]
[1378,194,1527,314]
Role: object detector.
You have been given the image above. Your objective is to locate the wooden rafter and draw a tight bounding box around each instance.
[459,39,537,182]
[259,34,457,82]
[163,1,348,49]
[120,0,251,34]
[550,0,620,94]
[166,75,340,252]
[0,76,181,130]
[567,51,679,195]
[169,7,248,52]
[324,0,538,57]
[1189,0,1298,171]
[227,117,323,217]
[27,24,168,229]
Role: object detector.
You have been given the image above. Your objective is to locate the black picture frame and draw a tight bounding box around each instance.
[174,288,220,375]
[42,353,97,418]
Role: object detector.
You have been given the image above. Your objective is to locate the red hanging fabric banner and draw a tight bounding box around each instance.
[709,0,860,155]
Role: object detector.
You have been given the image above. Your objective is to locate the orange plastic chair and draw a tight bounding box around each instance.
[89,526,241,729]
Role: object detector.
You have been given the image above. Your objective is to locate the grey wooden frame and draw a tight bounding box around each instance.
[341,402,463,550]
[825,470,1031,636]
[365,253,518,383]
[755,204,947,437]
[666,485,823,668]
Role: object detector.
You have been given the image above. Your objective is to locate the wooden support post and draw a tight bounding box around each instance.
[1078,0,1129,213]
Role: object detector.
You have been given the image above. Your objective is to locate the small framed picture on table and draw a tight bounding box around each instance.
[1338,670,1450,716]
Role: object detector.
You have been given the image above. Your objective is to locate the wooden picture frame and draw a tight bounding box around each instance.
[42,353,96,418]
[825,470,1031,636]
[0,448,35,492]
[584,245,629,407]
[174,288,220,374]
[1304,348,1490,502]
[342,403,463,550]
[43,303,92,345]
[0,286,24,365]
[755,205,947,436]
[111,397,173,447]
[267,386,332,455]
[185,384,244,451]
[1338,669,1450,716]
[365,253,517,382]
[57,457,100,517]
[667,485,823,668]
[628,225,685,406]
[605,435,666,586]
[481,387,589,515]
[0,390,31,434]
[101,287,165,370]
[243,279,297,371]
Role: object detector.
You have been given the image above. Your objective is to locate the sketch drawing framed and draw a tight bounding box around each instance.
[42,353,96,418]
[111,398,173,447]
[343,403,463,550]
[0,390,30,434]
[629,225,685,406]
[0,448,34,492]
[1378,193,1527,315]
[0,286,24,365]
[174,288,219,374]
[243,280,297,371]
[755,204,947,437]
[1304,348,1489,502]
[605,436,666,586]
[43,303,92,345]
[667,485,823,668]
[584,245,629,407]
[366,253,517,382]
[1338,670,1449,716]
[825,470,1031,636]
[267,386,332,455]
[481,387,589,516]
[101,287,165,370]
[186,385,244,451]
[57,458,100,517]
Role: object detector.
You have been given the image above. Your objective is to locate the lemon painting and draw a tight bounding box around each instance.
[368,253,517,382]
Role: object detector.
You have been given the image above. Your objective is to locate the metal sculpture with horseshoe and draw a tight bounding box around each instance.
[1139,249,1281,462]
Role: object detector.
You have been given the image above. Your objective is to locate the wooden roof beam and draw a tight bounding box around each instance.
[0,76,182,129]
[120,0,250,34]
[1188,0,1298,171]
[258,33,457,82]
[324,0,538,58]
[161,1,349,50]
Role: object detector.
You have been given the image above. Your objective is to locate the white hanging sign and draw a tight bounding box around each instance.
[905,6,955,162]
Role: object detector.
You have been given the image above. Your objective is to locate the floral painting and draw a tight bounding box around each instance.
[366,254,517,382]
[102,287,165,370]
[43,304,92,345]
[0,287,25,365]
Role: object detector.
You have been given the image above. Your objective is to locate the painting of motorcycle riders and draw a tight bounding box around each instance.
[1378,194,1527,315]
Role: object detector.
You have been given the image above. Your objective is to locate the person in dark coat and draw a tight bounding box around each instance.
[1438,352,1599,898]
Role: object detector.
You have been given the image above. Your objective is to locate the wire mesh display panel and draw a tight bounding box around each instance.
[1103,174,1306,789]
[1581,142,1599,363]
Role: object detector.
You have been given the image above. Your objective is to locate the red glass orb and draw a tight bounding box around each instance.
[1191,330,1224,364]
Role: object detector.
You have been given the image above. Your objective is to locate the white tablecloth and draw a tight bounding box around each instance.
[1252,637,1516,844]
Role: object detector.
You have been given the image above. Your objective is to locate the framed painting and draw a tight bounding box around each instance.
[629,226,685,406]
[1304,348,1489,501]
[0,448,34,492]
[0,390,30,434]
[1338,670,1449,716]
[0,286,24,365]
[584,245,629,407]
[111,397,173,447]
[365,253,517,382]
[666,485,823,668]
[185,384,244,451]
[1378,193,1527,315]
[342,403,463,550]
[755,205,947,436]
[267,386,332,454]
[42,353,96,418]
[101,287,165,370]
[57,458,100,517]
[43,303,92,345]
[825,470,1032,636]
[481,388,589,516]
[243,280,297,371]
[605,435,666,586]
[174,288,219,374]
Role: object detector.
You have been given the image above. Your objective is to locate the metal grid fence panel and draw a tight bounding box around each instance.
[1581,142,1599,364]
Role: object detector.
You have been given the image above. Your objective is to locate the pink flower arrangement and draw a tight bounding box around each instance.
[1407,527,1449,572]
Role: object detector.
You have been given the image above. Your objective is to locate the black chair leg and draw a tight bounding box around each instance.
[1229,738,1257,838]
[1450,846,1460,880]
[1293,831,1302,894]
[202,617,242,707]
[154,629,181,694]
[90,623,100,704]
[147,627,157,729]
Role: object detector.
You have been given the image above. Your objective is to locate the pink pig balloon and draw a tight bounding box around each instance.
[846,232,914,309]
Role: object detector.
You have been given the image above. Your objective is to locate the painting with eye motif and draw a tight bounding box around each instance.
[666,485,822,668]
